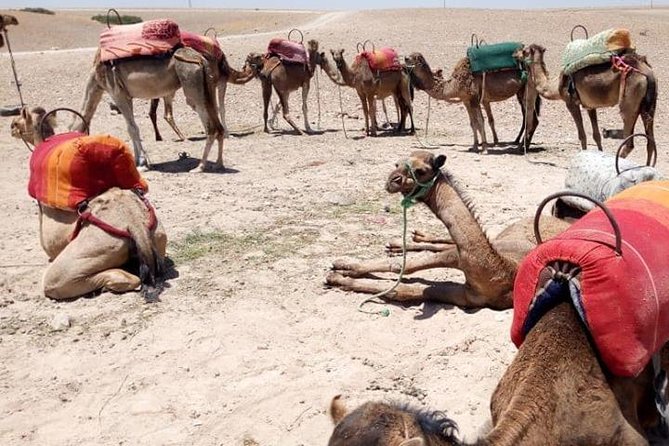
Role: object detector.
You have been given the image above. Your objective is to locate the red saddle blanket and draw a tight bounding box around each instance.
[181,30,223,60]
[266,38,308,65]
[29,132,149,211]
[512,181,669,377]
[99,19,181,63]
[356,48,402,72]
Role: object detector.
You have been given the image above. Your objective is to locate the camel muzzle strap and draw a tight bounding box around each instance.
[401,162,439,208]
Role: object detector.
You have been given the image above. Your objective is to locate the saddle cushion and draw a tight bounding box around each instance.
[266,38,308,65]
[181,30,222,60]
[29,132,148,210]
[356,47,402,72]
[467,42,523,73]
[562,28,634,76]
[99,19,181,63]
[513,181,669,377]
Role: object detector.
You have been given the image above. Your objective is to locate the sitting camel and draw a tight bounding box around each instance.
[329,313,668,445]
[326,150,569,310]
[11,107,167,300]
[329,48,414,136]
[245,39,339,134]
[0,14,18,48]
[405,52,541,152]
[518,44,657,158]
[73,46,224,172]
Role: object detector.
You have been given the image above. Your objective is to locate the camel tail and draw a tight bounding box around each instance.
[330,395,348,425]
[640,68,657,120]
[535,95,542,116]
[128,222,164,302]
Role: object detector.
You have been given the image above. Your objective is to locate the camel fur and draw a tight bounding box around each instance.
[11,107,167,300]
[326,150,569,310]
[518,44,657,158]
[73,46,224,172]
[405,52,541,152]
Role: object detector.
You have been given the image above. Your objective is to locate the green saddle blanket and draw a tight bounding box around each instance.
[562,28,633,76]
[467,41,523,73]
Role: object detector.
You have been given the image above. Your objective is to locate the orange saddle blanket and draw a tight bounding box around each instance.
[99,19,181,63]
[28,132,148,210]
[356,48,402,72]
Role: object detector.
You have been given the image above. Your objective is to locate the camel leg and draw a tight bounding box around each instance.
[301,81,313,133]
[639,110,656,161]
[464,101,483,151]
[381,99,391,128]
[73,71,104,132]
[395,94,407,133]
[398,76,415,134]
[163,94,186,141]
[262,79,272,133]
[217,78,229,138]
[483,101,499,145]
[276,88,303,135]
[587,109,603,151]
[149,98,162,141]
[565,100,588,150]
[521,88,539,150]
[358,92,370,136]
[513,92,525,145]
[331,249,458,278]
[385,241,452,255]
[110,94,148,167]
[367,95,378,136]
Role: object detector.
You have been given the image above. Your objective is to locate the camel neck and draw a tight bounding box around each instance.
[336,59,355,87]
[528,57,561,100]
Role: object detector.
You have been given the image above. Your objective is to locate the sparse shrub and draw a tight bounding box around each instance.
[20,7,55,15]
[91,14,142,25]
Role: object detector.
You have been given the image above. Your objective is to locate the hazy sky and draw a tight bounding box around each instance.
[4,0,666,9]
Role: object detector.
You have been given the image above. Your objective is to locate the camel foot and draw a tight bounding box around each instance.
[137,164,150,173]
[325,271,354,289]
[330,260,369,278]
[385,240,404,256]
[263,127,271,134]
[190,163,207,173]
[212,162,225,172]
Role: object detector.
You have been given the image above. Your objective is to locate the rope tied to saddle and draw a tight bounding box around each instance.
[611,55,643,102]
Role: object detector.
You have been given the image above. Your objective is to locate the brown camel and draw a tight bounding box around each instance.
[518,44,657,158]
[405,52,541,152]
[11,107,167,300]
[148,50,256,141]
[329,308,668,445]
[326,150,569,310]
[329,48,414,136]
[73,46,224,172]
[0,14,18,48]
[245,39,338,134]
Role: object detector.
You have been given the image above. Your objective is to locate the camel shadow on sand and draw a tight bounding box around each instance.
[149,156,240,174]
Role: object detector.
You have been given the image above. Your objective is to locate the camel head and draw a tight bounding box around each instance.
[516,43,546,67]
[386,150,446,200]
[330,48,346,69]
[245,52,265,75]
[0,14,19,48]
[404,53,433,91]
[10,107,56,145]
[307,39,328,69]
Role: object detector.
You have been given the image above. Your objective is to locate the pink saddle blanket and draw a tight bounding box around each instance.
[181,30,223,60]
[99,19,181,63]
[356,48,402,72]
[266,38,308,65]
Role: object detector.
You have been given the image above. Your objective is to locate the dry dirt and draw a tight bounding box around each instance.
[0,7,668,446]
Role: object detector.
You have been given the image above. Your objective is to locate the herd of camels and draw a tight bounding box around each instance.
[2,12,666,445]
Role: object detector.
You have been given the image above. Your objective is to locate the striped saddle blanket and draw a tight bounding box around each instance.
[356,47,402,72]
[181,30,222,60]
[562,28,634,76]
[513,181,669,377]
[29,132,148,211]
[267,38,308,65]
[467,42,523,73]
[99,19,181,63]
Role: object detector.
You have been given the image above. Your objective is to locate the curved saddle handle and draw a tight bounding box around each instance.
[39,107,90,140]
[356,42,364,53]
[615,133,657,175]
[203,27,218,40]
[288,28,304,44]
[106,8,122,28]
[362,39,375,53]
[570,24,589,41]
[534,191,622,255]
[471,33,480,48]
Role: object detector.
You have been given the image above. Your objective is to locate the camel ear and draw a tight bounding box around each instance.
[320,51,325,59]
[20,106,30,121]
[436,69,443,77]
[330,49,335,56]
[433,154,446,170]
[399,438,425,446]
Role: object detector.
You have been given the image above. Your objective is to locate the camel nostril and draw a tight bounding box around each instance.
[391,175,403,185]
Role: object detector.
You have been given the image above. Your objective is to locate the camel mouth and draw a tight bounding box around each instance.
[386,175,404,193]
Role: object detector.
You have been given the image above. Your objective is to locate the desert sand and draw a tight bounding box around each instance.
[0,6,667,445]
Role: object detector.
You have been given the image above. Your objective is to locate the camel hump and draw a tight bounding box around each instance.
[329,395,348,424]
[99,19,181,63]
[266,38,308,65]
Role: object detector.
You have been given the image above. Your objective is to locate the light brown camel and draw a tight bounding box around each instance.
[148,50,256,141]
[518,44,657,158]
[73,47,224,172]
[0,14,19,48]
[326,150,569,310]
[328,309,668,445]
[245,39,337,134]
[329,48,414,136]
[405,52,541,152]
[11,107,167,300]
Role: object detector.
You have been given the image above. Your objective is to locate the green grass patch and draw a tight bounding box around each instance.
[20,7,55,15]
[91,14,142,25]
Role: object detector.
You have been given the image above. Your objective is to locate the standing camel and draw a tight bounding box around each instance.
[73,46,224,172]
[11,107,167,300]
[245,39,338,134]
[519,44,657,158]
[405,52,541,152]
[329,48,414,136]
[328,308,667,445]
[326,150,569,309]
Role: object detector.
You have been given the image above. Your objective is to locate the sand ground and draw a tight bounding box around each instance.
[0,7,668,445]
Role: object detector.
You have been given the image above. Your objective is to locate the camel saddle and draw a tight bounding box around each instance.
[99,19,181,63]
[28,132,148,211]
[467,42,523,74]
[356,48,402,72]
[266,38,309,65]
[562,28,634,76]
[181,30,223,60]
[513,181,669,377]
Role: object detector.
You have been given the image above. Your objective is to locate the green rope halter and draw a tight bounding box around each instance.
[400,162,440,209]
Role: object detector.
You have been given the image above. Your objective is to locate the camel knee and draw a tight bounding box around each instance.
[97,269,141,293]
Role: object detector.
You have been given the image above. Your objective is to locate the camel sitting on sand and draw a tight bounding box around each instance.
[328,48,414,136]
[11,107,167,300]
[518,44,656,158]
[405,52,541,152]
[74,46,224,172]
[326,150,569,310]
